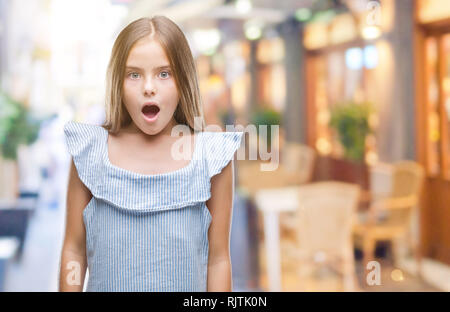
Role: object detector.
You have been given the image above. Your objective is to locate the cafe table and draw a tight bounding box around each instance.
[253,186,300,292]
[253,186,369,292]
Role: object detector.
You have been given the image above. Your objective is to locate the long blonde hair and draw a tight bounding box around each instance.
[102,16,205,133]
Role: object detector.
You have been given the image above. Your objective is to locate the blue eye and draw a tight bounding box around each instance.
[129,72,140,79]
[159,71,171,79]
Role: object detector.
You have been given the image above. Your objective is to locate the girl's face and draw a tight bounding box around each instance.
[122,36,179,135]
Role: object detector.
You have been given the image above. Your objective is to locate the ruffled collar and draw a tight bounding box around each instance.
[92,127,211,212]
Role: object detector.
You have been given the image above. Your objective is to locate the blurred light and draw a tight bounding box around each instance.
[244,21,263,41]
[50,0,127,87]
[245,26,261,40]
[295,8,312,22]
[304,21,329,49]
[365,151,378,165]
[443,77,450,92]
[209,74,224,86]
[206,74,225,97]
[235,0,252,15]
[345,47,363,70]
[316,138,332,155]
[231,73,249,113]
[364,45,378,69]
[317,110,330,125]
[362,25,381,40]
[430,112,440,142]
[391,269,404,282]
[0,237,19,258]
[193,29,221,56]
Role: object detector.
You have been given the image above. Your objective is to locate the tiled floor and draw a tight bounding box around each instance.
[257,241,443,292]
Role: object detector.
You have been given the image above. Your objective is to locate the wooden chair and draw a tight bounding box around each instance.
[276,143,317,236]
[282,181,361,291]
[237,142,316,252]
[352,160,425,273]
[238,142,316,196]
[280,143,316,185]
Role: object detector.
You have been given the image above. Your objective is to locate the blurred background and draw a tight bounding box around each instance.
[0,0,450,292]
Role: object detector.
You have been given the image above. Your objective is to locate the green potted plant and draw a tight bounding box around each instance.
[0,91,42,199]
[329,100,374,162]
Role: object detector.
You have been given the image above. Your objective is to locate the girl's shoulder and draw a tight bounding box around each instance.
[200,130,244,159]
[63,120,105,161]
[200,130,244,179]
[63,120,106,153]
[63,120,105,142]
[63,121,106,192]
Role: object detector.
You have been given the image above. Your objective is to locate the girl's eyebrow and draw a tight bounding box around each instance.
[125,65,171,71]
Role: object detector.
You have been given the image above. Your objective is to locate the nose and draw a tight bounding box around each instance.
[143,77,156,96]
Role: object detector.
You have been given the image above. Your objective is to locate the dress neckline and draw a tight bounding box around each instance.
[100,127,201,178]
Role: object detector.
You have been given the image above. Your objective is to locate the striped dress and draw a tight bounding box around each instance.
[63,121,243,292]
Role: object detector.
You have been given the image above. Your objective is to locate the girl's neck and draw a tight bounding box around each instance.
[120,118,190,143]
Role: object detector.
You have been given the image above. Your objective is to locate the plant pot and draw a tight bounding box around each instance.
[312,155,369,190]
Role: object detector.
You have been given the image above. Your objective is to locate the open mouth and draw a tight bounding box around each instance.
[142,104,160,120]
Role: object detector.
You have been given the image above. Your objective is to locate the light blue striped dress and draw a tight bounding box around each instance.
[63,121,243,292]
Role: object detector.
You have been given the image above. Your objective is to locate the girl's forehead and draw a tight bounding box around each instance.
[127,38,170,66]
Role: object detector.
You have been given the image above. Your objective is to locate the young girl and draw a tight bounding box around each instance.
[59,16,243,292]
